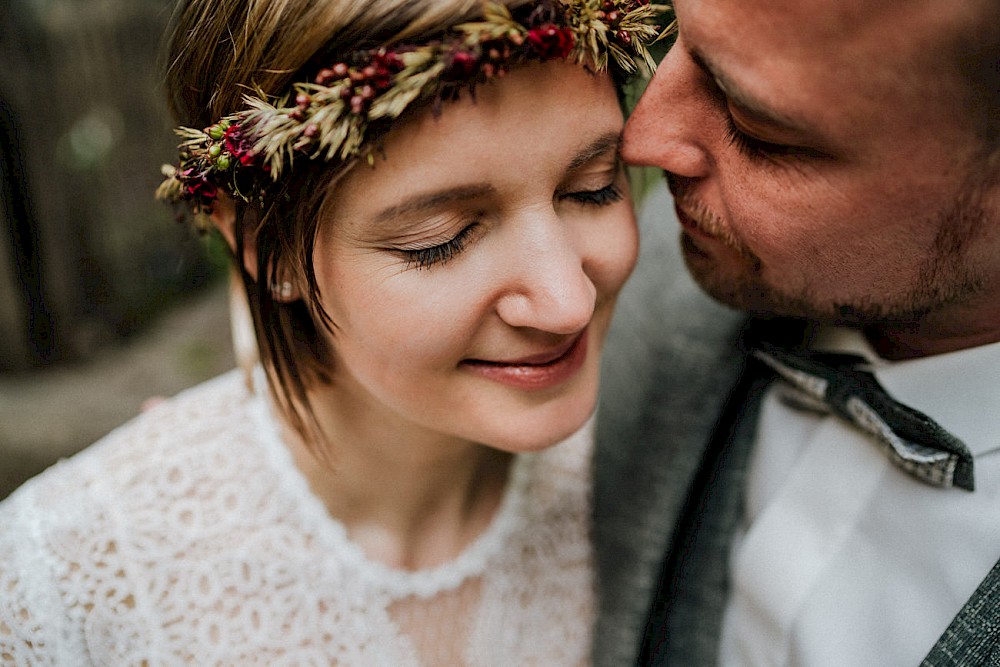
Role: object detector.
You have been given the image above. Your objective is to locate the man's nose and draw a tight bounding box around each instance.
[622,35,714,180]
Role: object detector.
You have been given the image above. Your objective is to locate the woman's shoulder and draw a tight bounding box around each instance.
[0,369,268,538]
[0,369,324,661]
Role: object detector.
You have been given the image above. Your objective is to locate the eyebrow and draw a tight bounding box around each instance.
[370,184,497,225]
[567,131,623,170]
[369,131,623,225]
[689,48,812,134]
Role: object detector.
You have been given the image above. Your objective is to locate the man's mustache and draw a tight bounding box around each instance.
[665,173,746,254]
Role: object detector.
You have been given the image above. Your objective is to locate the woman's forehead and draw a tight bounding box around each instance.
[327,62,623,223]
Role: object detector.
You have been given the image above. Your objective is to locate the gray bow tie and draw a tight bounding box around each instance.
[751,342,974,491]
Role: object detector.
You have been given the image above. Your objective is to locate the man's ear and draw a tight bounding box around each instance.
[209,193,260,282]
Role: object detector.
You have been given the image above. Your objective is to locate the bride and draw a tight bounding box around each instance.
[0,0,666,663]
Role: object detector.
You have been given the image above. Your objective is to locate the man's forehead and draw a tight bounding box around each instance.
[675,0,960,44]
[673,0,957,93]
[673,0,989,150]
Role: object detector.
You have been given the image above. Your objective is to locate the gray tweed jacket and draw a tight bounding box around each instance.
[591,183,1000,666]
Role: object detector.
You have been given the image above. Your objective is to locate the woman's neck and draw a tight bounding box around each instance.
[279,385,514,571]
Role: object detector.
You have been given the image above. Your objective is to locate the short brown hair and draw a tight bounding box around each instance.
[164,0,571,440]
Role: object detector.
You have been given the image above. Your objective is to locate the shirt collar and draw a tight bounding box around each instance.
[810,327,1000,457]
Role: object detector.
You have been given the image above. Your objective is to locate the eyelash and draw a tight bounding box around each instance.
[724,115,831,164]
[561,182,624,206]
[401,182,623,270]
[402,223,479,270]
[724,116,791,162]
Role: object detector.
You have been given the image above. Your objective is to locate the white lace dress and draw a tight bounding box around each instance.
[0,370,594,666]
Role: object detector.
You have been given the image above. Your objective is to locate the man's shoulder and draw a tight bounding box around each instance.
[595,180,749,524]
[603,182,747,402]
[923,555,1000,665]
[591,184,751,667]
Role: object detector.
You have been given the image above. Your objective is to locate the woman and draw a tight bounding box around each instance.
[0,0,665,663]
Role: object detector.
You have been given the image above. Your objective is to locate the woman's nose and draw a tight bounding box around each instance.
[622,35,714,179]
[494,225,596,335]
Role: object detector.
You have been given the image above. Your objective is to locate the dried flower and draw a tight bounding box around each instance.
[446,49,481,79]
[157,0,671,213]
[526,24,575,59]
[223,124,258,167]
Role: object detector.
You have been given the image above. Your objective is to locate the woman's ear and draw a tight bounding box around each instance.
[209,193,260,281]
[208,193,300,303]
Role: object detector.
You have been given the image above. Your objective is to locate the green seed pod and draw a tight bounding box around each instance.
[216,155,232,170]
[208,144,222,158]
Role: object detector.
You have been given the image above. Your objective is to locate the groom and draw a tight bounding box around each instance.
[593,0,1000,664]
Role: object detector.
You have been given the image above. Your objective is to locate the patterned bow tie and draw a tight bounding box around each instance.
[751,342,974,491]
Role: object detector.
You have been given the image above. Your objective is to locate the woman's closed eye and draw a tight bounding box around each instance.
[394,167,625,271]
[560,182,624,206]
[398,222,481,270]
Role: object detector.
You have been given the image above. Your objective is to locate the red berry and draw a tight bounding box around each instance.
[315,68,335,85]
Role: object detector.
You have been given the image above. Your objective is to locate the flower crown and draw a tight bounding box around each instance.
[156,0,669,216]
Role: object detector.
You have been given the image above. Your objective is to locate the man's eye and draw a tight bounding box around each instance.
[399,223,479,270]
[724,117,795,161]
[724,116,830,163]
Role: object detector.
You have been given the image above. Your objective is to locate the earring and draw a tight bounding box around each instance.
[271,281,293,300]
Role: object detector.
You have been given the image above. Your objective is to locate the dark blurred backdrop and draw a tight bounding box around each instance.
[0,0,234,499]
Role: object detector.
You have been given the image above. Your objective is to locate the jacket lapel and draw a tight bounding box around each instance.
[591,261,747,665]
[638,361,770,665]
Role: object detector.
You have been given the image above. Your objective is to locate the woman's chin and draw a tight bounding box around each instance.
[482,391,597,454]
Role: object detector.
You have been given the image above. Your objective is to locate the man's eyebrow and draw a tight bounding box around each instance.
[567,131,623,170]
[689,48,811,133]
[370,184,496,225]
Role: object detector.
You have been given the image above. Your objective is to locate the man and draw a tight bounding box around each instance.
[593,0,1000,664]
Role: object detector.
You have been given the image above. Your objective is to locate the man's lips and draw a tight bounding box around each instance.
[461,330,589,390]
[674,202,717,242]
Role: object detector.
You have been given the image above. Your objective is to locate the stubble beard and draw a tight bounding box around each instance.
[671,179,989,329]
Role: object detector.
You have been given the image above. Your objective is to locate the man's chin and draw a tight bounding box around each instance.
[680,233,757,311]
[682,243,819,321]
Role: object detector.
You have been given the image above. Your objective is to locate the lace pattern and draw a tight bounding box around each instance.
[0,370,594,665]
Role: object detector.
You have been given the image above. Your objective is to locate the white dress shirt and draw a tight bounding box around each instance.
[720,330,1000,666]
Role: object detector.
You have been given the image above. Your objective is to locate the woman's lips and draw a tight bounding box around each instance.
[461,330,589,390]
